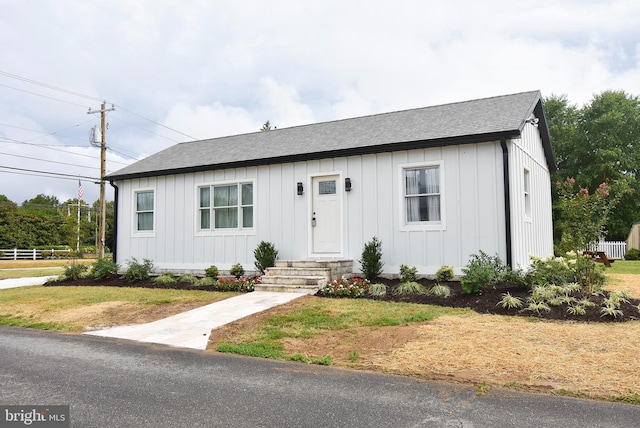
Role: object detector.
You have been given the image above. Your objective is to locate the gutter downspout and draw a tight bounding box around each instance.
[109,180,119,264]
[500,138,513,268]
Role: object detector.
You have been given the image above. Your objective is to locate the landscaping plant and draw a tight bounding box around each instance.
[460,251,511,295]
[121,258,154,282]
[90,257,120,280]
[229,263,245,279]
[359,236,384,280]
[205,265,219,279]
[319,277,371,298]
[555,177,630,297]
[435,265,454,283]
[254,241,279,275]
[399,264,418,283]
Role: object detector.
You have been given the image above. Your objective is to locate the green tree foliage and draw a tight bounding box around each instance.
[22,194,60,216]
[260,120,272,131]
[546,90,640,241]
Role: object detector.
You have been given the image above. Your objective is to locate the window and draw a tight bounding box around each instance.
[404,165,441,223]
[199,182,253,230]
[524,169,531,218]
[135,190,154,231]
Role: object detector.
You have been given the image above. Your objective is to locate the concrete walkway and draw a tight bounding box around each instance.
[0,277,308,350]
[0,276,56,289]
[84,291,307,350]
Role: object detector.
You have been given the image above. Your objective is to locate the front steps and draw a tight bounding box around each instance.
[256,260,353,294]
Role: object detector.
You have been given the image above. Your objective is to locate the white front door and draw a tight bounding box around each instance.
[311,175,342,254]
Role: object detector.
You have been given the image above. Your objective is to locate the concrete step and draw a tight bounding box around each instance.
[254,283,320,294]
[260,275,326,286]
[266,266,331,278]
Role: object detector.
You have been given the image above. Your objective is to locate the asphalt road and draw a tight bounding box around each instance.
[1,326,638,427]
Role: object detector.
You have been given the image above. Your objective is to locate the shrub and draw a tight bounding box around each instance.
[153,273,177,285]
[429,284,451,298]
[205,265,219,279]
[399,264,417,283]
[460,251,508,295]
[624,248,640,260]
[254,241,279,275]
[435,265,454,283]
[393,281,427,295]
[359,236,384,280]
[195,277,217,287]
[368,283,387,297]
[121,258,154,282]
[526,255,575,287]
[229,263,245,279]
[178,274,198,284]
[90,257,120,280]
[319,277,371,298]
[216,276,257,292]
[62,263,88,280]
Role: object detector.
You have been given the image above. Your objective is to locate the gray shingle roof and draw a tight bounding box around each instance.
[107,90,555,180]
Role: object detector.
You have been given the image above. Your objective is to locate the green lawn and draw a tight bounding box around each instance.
[607,260,640,275]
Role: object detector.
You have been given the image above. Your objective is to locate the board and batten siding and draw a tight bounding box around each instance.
[508,121,555,269]
[115,142,513,275]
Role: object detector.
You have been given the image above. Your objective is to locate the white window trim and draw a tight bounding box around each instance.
[133,188,155,237]
[399,160,446,231]
[195,178,256,236]
[524,168,532,222]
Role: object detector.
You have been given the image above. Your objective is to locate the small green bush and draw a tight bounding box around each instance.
[195,277,217,287]
[435,265,454,283]
[429,284,451,298]
[121,258,154,282]
[153,273,177,285]
[205,265,219,279]
[368,283,387,297]
[399,264,417,283]
[394,281,427,295]
[90,257,120,280]
[624,248,640,260]
[178,274,198,284]
[254,241,279,275]
[360,236,384,280]
[460,251,509,295]
[62,263,88,280]
[229,263,245,279]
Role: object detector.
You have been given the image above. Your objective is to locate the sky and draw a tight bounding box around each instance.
[1,0,639,206]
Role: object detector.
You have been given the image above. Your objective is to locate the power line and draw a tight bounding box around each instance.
[0,136,129,165]
[0,70,101,102]
[111,104,197,140]
[0,83,90,109]
[0,165,99,181]
[0,151,97,169]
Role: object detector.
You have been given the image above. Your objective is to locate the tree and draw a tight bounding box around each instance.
[0,194,17,209]
[260,120,272,131]
[22,194,60,216]
[546,90,640,241]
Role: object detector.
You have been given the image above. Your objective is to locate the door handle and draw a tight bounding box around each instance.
[312,212,316,227]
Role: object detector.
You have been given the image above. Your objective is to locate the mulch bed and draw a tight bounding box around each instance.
[353,278,640,323]
[45,277,640,323]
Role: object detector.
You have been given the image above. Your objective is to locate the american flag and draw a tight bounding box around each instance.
[78,180,84,201]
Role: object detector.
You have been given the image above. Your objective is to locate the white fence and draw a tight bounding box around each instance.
[594,240,627,260]
[0,249,72,260]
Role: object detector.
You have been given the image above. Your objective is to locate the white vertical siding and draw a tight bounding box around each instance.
[116,140,550,275]
[508,122,555,269]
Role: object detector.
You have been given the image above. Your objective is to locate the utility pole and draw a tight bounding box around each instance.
[88,102,115,259]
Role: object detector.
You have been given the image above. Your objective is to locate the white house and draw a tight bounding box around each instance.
[107,91,556,278]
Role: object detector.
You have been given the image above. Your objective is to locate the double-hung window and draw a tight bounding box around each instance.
[199,182,253,231]
[135,190,154,232]
[403,164,442,225]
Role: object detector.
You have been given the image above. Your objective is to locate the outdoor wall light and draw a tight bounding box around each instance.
[297,182,304,195]
[345,177,352,192]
